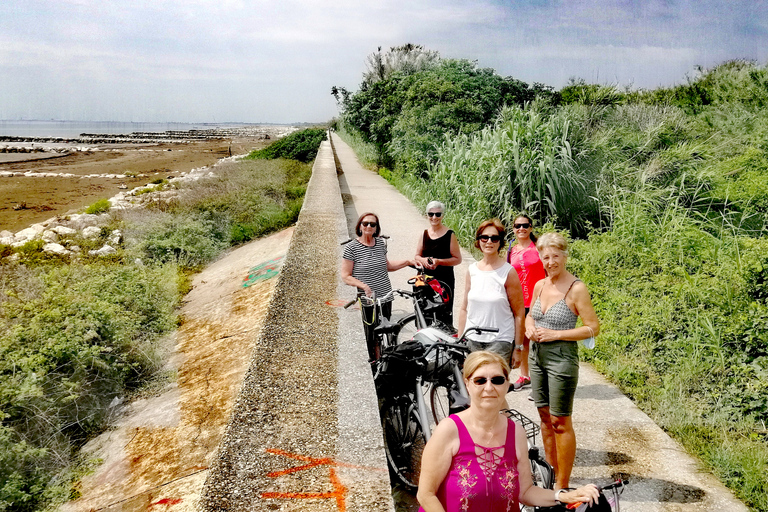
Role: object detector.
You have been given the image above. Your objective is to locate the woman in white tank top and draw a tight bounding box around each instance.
[457,219,525,368]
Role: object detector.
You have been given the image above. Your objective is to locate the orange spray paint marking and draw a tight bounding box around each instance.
[148,497,183,509]
[260,448,385,512]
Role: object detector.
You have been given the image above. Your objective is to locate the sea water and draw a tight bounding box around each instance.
[0,120,264,139]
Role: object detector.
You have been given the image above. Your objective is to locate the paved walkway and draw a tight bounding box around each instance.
[331,133,747,511]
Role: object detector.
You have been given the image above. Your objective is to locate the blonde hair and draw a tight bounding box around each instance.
[536,232,568,255]
[463,351,510,380]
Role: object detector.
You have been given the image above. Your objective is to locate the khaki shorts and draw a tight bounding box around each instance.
[529,340,579,416]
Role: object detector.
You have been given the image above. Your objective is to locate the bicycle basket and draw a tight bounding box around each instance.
[374,341,426,397]
[502,408,541,444]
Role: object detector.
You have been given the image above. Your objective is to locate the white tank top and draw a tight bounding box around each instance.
[465,262,516,342]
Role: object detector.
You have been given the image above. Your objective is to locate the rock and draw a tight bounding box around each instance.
[43,243,70,256]
[0,230,13,238]
[70,245,81,253]
[15,227,40,241]
[89,244,116,256]
[0,236,15,246]
[12,240,28,248]
[134,258,144,266]
[82,226,101,239]
[68,213,101,230]
[6,253,20,262]
[108,229,122,245]
[42,230,58,243]
[52,226,77,235]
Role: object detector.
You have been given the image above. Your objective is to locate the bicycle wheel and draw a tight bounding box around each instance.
[530,455,555,490]
[428,382,451,425]
[395,314,418,344]
[381,398,427,489]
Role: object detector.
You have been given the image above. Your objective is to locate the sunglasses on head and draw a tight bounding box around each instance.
[427,212,443,218]
[472,375,507,386]
[361,221,378,228]
[477,235,502,243]
[514,223,531,229]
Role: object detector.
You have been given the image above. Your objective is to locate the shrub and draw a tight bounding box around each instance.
[247,128,327,163]
[84,199,111,215]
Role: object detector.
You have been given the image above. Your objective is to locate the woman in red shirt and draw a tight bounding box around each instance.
[506,215,546,390]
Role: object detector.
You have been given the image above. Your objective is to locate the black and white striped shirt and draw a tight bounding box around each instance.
[343,238,393,302]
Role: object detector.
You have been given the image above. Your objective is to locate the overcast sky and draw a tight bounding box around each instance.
[1,0,766,124]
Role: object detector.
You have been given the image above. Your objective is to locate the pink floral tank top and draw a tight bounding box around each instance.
[420,415,520,512]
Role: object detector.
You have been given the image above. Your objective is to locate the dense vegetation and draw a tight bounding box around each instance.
[0,130,322,511]
[336,50,768,510]
[246,127,326,163]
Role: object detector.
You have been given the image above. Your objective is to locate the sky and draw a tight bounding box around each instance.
[1,0,766,124]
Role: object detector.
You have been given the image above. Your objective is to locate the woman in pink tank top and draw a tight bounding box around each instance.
[417,351,600,511]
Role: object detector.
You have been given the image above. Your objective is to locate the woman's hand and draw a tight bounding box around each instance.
[363,284,373,297]
[559,484,601,506]
[533,327,560,343]
[525,325,538,341]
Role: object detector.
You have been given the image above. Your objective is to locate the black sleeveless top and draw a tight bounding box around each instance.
[421,229,455,285]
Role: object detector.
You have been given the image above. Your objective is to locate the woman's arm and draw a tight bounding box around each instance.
[505,269,525,347]
[414,232,433,269]
[516,424,600,507]
[387,257,414,271]
[524,280,543,341]
[534,281,600,342]
[416,420,459,512]
[456,268,471,335]
[341,258,372,297]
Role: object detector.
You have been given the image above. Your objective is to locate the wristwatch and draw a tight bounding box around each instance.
[515,344,524,351]
[554,489,565,505]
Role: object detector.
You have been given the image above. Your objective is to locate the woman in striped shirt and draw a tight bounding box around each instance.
[342,212,413,361]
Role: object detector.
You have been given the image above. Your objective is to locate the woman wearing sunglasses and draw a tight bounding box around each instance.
[342,212,413,361]
[505,214,546,391]
[457,219,525,367]
[526,232,600,491]
[414,201,462,326]
[417,350,600,511]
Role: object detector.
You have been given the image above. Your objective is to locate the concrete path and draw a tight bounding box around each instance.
[331,133,747,511]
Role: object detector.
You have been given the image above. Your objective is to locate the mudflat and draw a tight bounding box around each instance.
[0,135,278,233]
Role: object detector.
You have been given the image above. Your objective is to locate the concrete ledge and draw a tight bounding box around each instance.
[199,137,392,510]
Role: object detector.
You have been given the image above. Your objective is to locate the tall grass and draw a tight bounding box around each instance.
[404,103,598,244]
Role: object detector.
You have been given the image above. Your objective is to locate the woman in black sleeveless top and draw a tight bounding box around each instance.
[414,201,462,326]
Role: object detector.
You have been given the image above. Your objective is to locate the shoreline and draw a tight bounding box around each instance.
[0,126,294,233]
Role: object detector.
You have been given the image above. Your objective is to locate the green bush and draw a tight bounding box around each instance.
[247,128,326,163]
[84,199,111,215]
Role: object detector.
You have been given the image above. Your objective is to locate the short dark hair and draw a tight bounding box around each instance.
[474,218,506,252]
[355,212,381,237]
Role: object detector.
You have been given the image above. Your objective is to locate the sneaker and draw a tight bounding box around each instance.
[527,393,534,402]
[512,376,531,390]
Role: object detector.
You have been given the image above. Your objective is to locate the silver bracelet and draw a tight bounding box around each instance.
[515,344,524,351]
[554,489,565,505]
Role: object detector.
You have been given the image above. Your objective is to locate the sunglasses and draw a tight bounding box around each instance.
[472,375,507,386]
[361,221,378,228]
[427,212,443,218]
[477,235,502,243]
[514,223,531,229]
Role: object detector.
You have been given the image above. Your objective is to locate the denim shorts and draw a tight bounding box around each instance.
[529,340,579,416]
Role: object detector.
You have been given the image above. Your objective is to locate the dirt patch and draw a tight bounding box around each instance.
[61,228,294,512]
[0,138,268,233]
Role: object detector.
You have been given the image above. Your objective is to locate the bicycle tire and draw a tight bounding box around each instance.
[381,397,427,489]
[530,456,555,490]
[428,382,451,425]
[395,314,419,344]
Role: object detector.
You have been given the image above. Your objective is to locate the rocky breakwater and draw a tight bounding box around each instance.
[0,152,243,260]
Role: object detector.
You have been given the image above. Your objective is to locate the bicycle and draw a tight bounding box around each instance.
[376,327,496,488]
[411,325,498,425]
